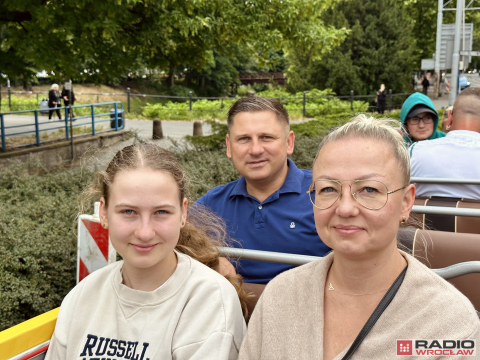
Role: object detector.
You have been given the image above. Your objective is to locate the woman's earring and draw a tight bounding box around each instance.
[400,216,407,224]
[446,125,451,131]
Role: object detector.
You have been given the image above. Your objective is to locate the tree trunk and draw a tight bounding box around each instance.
[167,63,176,87]
[22,78,32,91]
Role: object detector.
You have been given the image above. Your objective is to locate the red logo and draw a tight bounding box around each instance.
[397,340,413,355]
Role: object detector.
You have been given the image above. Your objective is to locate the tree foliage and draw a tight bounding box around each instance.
[405,0,437,68]
[286,0,414,95]
[0,0,347,89]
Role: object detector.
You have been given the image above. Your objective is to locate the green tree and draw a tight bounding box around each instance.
[405,0,437,68]
[0,0,347,89]
[287,0,414,95]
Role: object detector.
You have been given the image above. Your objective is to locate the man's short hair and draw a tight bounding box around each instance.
[454,87,480,117]
[227,96,289,131]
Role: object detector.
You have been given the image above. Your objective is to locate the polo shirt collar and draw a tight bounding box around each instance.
[229,158,304,199]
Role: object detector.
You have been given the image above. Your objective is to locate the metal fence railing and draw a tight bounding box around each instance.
[0,101,124,152]
[411,205,480,218]
[411,177,480,185]
[217,247,480,280]
[0,87,413,117]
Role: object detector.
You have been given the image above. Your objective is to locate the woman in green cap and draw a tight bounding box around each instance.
[400,92,446,147]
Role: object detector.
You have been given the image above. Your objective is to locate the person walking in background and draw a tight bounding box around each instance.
[48,84,62,121]
[422,75,429,95]
[376,84,386,114]
[62,79,77,118]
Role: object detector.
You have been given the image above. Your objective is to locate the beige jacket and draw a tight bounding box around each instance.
[239,251,480,359]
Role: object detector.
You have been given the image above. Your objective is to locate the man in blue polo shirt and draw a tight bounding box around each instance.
[196,96,330,284]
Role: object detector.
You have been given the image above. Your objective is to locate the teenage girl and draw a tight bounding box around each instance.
[46,143,247,360]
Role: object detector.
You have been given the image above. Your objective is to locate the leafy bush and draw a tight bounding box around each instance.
[237,85,253,97]
[184,121,228,150]
[253,83,269,92]
[1,96,39,111]
[142,88,369,121]
[1,96,123,120]
[142,98,236,121]
[0,162,92,331]
[170,85,196,98]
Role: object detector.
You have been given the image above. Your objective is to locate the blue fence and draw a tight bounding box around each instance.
[0,101,124,152]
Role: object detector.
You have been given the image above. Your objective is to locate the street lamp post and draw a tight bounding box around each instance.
[434,0,443,100]
[448,0,464,106]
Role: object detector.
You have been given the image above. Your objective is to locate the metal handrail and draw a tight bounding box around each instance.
[217,247,480,280]
[0,101,124,152]
[219,247,319,266]
[411,177,480,185]
[412,205,480,217]
[434,262,480,280]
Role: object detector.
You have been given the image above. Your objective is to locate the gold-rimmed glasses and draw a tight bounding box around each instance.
[307,179,407,210]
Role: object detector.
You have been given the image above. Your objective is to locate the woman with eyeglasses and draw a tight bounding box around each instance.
[239,115,479,360]
[400,92,445,148]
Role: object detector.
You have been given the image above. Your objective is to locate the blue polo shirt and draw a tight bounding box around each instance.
[195,159,330,284]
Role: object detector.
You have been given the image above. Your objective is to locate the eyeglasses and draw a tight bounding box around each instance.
[407,115,434,125]
[307,179,407,210]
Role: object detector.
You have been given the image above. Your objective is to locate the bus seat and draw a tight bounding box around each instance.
[398,227,480,311]
[457,198,480,234]
[413,196,480,234]
[243,282,266,322]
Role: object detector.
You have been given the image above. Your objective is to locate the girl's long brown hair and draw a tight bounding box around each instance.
[79,143,250,320]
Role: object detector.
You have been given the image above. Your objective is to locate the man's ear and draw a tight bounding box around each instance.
[286,130,295,156]
[446,109,454,129]
[226,133,232,159]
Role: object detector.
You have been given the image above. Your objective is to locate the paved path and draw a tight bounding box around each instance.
[1,115,310,139]
[125,119,214,138]
[431,73,480,109]
[1,115,215,139]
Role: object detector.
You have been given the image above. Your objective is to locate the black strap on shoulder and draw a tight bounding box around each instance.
[341,265,408,360]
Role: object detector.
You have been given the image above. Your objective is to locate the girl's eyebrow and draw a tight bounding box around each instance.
[114,203,176,209]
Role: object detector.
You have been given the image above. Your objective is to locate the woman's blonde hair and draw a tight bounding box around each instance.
[79,143,250,320]
[313,114,411,185]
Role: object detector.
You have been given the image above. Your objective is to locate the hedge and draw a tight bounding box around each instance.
[0,161,93,330]
[142,88,369,121]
